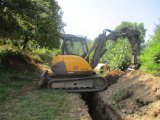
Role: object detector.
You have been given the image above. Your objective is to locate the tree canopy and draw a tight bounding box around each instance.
[140,23,160,75]
[0,0,64,49]
[115,21,146,43]
[101,21,146,70]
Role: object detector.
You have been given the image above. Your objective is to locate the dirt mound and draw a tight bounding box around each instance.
[105,70,124,86]
[1,54,38,72]
[99,70,160,120]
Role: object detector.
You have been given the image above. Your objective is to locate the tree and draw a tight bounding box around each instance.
[115,21,146,43]
[140,23,160,75]
[0,0,64,50]
[101,21,146,70]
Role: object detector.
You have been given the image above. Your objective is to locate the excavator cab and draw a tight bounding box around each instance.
[61,34,88,59]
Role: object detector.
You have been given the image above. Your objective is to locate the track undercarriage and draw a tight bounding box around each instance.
[39,72,108,92]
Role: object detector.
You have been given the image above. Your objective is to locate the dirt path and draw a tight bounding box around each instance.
[67,93,92,120]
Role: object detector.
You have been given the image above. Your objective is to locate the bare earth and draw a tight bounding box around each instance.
[67,93,92,120]
[99,70,160,120]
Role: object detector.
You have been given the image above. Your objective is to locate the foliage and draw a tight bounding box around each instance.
[101,38,132,70]
[0,49,29,64]
[100,21,146,70]
[0,0,64,50]
[32,48,60,65]
[0,46,71,119]
[140,24,160,76]
[115,21,146,43]
[114,103,124,110]
[112,88,132,103]
[86,39,94,50]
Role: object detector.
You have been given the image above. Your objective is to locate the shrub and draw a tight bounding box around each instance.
[32,48,60,65]
[140,28,160,76]
[112,88,132,102]
[101,38,132,71]
[0,49,28,66]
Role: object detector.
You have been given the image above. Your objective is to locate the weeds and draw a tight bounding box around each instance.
[114,103,124,110]
[32,48,60,65]
[112,88,132,102]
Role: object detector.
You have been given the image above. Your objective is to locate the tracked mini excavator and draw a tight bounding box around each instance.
[38,28,141,92]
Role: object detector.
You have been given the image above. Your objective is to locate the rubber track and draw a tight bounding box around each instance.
[47,76,108,92]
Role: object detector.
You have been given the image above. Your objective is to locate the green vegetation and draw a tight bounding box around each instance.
[112,88,132,103]
[0,46,70,119]
[0,69,71,120]
[101,38,132,70]
[0,0,64,115]
[32,48,60,65]
[115,21,146,43]
[140,23,160,76]
[0,0,159,118]
[100,21,146,70]
[0,0,64,50]
[99,21,159,75]
[0,71,36,102]
[114,103,124,110]
[1,90,70,120]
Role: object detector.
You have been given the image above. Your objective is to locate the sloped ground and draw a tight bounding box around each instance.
[0,52,91,120]
[0,87,91,120]
[99,70,160,120]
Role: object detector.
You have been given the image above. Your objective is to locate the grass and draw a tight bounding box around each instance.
[0,71,71,120]
[0,46,71,120]
[0,71,36,102]
[0,69,71,120]
[112,88,132,103]
[2,90,70,120]
[114,103,124,110]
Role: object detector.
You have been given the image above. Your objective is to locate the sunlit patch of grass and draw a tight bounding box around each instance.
[0,71,37,102]
[0,46,71,120]
[3,90,71,120]
[0,70,71,120]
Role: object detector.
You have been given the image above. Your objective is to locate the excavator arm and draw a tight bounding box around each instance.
[86,28,141,69]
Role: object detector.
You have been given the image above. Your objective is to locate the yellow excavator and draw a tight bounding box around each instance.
[38,28,141,92]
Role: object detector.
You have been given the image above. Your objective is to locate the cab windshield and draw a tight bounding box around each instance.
[61,35,88,57]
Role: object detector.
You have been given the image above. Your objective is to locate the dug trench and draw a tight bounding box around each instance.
[81,92,122,120]
[81,70,123,120]
[81,70,160,120]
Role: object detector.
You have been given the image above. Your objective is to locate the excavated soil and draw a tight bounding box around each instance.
[98,70,160,120]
